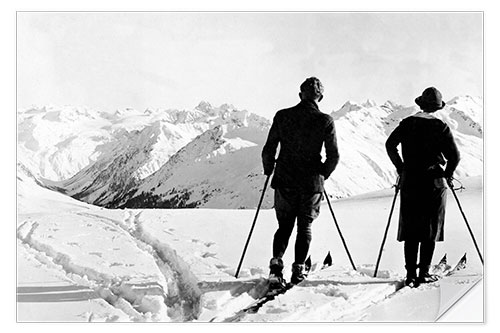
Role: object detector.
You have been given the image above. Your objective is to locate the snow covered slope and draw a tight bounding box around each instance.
[17,106,113,181]
[17,161,484,321]
[18,96,482,208]
[118,125,267,209]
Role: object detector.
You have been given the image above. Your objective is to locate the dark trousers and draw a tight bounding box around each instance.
[272,188,322,265]
[404,240,436,275]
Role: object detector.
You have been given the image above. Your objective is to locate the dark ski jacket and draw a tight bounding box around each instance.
[386,112,460,179]
[385,112,460,242]
[262,100,339,192]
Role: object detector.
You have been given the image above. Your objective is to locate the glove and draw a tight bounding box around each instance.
[446,177,454,187]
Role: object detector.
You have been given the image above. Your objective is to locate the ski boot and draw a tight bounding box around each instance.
[291,263,308,285]
[417,265,439,284]
[268,258,287,290]
[404,265,418,287]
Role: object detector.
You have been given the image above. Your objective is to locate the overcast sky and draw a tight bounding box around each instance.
[17,12,483,118]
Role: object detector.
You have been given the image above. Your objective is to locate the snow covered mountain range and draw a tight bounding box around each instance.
[17,96,483,209]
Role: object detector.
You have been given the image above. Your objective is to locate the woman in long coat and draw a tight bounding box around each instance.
[385,87,460,286]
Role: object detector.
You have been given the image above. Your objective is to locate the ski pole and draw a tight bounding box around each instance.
[235,175,271,278]
[373,177,400,277]
[447,178,484,265]
[324,190,357,271]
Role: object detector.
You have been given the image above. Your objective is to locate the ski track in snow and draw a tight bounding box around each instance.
[123,210,204,321]
[16,204,236,321]
[17,207,217,321]
[17,240,134,322]
[17,215,166,321]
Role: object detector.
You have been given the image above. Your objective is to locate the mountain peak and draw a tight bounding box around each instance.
[195,101,214,114]
[331,100,363,120]
[447,95,483,107]
[339,100,363,112]
[382,100,400,109]
[362,99,377,108]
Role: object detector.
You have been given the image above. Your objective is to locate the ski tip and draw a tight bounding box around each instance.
[438,253,447,265]
[459,253,467,266]
[323,251,333,267]
[449,252,468,274]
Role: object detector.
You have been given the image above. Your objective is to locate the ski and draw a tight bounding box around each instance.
[220,275,308,321]
[429,252,467,280]
[297,278,402,287]
[211,253,472,322]
[248,255,314,312]
[213,255,317,322]
[405,253,467,289]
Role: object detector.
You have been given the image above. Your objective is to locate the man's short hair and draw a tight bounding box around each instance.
[300,77,324,100]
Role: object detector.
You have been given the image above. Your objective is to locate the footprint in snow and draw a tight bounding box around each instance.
[191,239,216,248]
[200,252,217,259]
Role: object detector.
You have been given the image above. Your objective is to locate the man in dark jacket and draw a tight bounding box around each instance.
[262,77,339,285]
[386,87,460,286]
